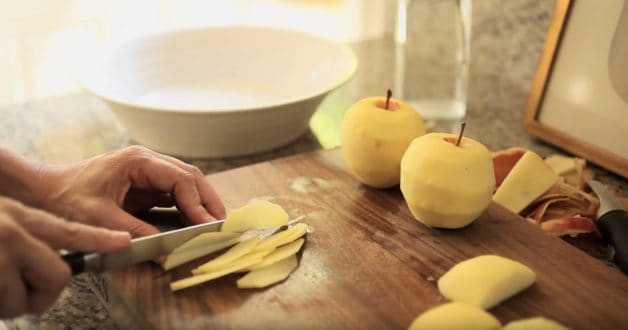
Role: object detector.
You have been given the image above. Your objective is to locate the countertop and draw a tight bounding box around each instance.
[1,2,627,329]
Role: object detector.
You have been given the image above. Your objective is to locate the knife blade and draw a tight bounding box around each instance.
[62,219,226,274]
[587,180,628,275]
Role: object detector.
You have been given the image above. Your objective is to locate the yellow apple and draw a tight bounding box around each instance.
[340,92,425,188]
[400,131,495,228]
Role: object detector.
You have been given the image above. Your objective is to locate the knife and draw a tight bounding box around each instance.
[587,180,628,275]
[61,219,228,275]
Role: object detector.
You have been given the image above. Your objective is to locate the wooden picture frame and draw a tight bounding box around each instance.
[523,0,628,179]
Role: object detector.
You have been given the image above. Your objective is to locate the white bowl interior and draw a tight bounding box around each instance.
[81,27,356,112]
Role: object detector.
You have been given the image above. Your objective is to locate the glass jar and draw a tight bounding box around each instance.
[394,0,472,129]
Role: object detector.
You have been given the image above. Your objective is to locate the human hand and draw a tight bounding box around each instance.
[0,197,130,318]
[34,146,225,237]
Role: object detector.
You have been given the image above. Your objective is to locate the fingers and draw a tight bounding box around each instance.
[123,189,176,213]
[126,155,217,224]
[18,237,71,314]
[120,146,225,222]
[0,212,70,317]
[0,265,28,318]
[153,154,226,221]
[93,204,161,238]
[14,203,131,253]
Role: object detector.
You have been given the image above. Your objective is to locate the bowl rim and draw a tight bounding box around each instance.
[78,25,358,115]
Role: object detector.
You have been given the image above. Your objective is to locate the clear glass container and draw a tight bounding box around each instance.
[394,0,472,128]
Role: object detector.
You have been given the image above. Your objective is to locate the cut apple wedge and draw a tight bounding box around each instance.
[237,255,298,289]
[492,147,526,188]
[503,317,569,330]
[438,255,536,309]
[544,154,577,176]
[193,236,261,273]
[493,151,559,213]
[170,253,263,292]
[221,199,289,233]
[249,238,304,271]
[253,223,308,252]
[408,302,501,330]
[161,237,240,271]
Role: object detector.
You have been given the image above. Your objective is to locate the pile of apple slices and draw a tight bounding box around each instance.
[163,200,310,292]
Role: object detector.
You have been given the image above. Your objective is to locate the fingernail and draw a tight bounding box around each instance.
[114,231,131,239]
[217,209,226,219]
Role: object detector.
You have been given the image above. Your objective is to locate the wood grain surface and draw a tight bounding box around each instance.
[104,148,628,329]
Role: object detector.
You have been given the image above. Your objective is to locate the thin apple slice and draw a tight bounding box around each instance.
[171,232,240,254]
[221,199,289,233]
[194,248,275,275]
[242,249,276,261]
[249,238,304,271]
[161,237,240,271]
[237,255,298,289]
[193,236,261,273]
[170,253,262,292]
[253,223,308,252]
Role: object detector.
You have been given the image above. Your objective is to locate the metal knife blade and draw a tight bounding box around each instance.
[588,180,625,217]
[587,179,628,275]
[62,216,304,274]
[64,219,225,274]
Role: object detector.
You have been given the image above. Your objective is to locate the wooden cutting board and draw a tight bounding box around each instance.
[103,148,628,329]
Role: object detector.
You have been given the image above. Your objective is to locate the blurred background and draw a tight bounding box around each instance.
[0,0,555,153]
[0,0,388,105]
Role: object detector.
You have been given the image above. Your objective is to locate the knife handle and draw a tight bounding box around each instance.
[597,209,628,275]
[62,252,86,275]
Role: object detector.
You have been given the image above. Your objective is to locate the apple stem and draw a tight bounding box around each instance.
[456,122,466,146]
[385,89,392,110]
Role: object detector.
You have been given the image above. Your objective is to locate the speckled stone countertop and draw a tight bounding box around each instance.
[1,1,626,329]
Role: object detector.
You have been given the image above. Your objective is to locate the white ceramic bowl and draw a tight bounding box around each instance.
[79,26,357,158]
